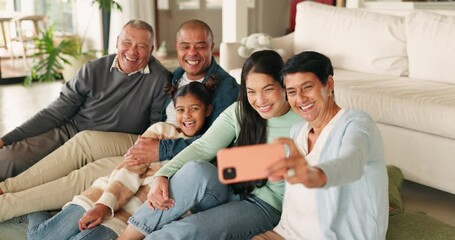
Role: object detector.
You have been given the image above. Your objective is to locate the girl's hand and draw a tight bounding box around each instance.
[147,176,175,210]
[267,138,327,188]
[78,204,108,231]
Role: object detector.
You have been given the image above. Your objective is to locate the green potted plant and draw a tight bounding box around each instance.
[92,0,122,11]
[59,35,97,82]
[24,0,123,85]
[23,25,78,86]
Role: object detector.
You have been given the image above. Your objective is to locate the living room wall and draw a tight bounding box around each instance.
[248,0,291,37]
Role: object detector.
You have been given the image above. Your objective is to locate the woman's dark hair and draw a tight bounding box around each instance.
[165,75,219,108]
[232,50,285,196]
[280,51,334,88]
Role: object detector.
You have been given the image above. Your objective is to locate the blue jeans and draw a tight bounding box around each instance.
[27,204,117,240]
[128,160,281,240]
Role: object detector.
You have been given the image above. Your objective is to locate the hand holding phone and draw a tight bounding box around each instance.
[216,143,289,184]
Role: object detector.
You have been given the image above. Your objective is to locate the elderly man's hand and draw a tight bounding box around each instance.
[124,137,159,166]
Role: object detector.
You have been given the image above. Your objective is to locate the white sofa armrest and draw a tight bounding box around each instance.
[219,42,243,73]
[271,32,295,61]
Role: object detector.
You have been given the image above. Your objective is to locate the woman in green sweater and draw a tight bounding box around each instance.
[118,50,301,240]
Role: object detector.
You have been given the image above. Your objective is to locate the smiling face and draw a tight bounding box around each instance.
[176,27,214,80]
[246,72,290,119]
[175,94,212,137]
[116,25,154,74]
[284,72,335,125]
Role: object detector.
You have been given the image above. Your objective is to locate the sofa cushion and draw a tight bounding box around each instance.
[294,2,407,76]
[387,165,404,216]
[229,68,242,84]
[387,212,455,240]
[334,69,455,139]
[406,11,455,84]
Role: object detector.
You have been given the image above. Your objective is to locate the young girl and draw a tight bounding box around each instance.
[118,50,302,240]
[27,80,217,240]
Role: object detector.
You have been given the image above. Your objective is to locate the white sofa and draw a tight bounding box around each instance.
[220,2,455,194]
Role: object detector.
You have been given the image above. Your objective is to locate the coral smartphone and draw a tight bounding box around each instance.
[216,143,288,184]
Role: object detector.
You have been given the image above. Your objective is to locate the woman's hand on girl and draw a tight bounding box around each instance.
[78,204,108,231]
[125,137,159,166]
[147,176,175,211]
[267,138,327,188]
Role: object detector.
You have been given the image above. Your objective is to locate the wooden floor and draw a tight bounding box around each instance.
[0,67,454,228]
[0,81,62,135]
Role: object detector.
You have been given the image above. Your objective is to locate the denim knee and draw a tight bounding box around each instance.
[176,161,217,184]
[174,160,228,213]
[128,160,228,235]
